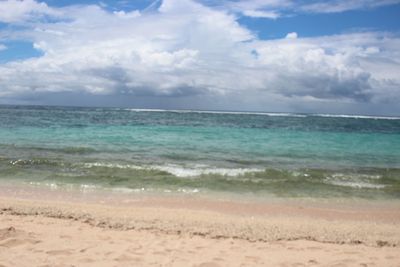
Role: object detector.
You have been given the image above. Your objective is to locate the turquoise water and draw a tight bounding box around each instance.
[0,105,400,199]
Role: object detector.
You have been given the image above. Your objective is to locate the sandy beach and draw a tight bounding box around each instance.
[0,186,400,266]
[1,0,400,264]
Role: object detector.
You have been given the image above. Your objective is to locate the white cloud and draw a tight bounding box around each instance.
[0,44,7,51]
[242,9,280,19]
[285,32,297,39]
[199,0,400,18]
[113,10,141,19]
[0,0,399,112]
[209,0,290,19]
[0,0,60,23]
[301,0,400,13]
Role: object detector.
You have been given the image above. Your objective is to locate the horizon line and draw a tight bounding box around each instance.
[1,103,399,120]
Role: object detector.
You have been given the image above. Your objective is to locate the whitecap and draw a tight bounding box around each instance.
[324,173,385,189]
[82,162,263,178]
[327,180,385,189]
[312,114,400,120]
[124,108,307,117]
[149,164,263,177]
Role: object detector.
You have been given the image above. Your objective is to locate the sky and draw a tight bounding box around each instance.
[0,0,400,115]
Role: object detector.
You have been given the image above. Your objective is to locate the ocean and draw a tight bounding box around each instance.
[0,105,399,200]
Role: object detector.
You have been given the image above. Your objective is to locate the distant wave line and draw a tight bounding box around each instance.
[123,108,400,120]
[311,114,400,120]
[124,109,307,117]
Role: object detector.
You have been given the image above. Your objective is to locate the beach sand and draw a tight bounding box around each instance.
[0,186,400,266]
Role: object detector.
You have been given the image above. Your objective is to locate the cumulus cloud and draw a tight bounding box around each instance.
[0,44,7,51]
[0,0,399,112]
[252,32,400,102]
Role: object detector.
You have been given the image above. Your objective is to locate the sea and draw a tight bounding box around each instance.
[0,105,399,200]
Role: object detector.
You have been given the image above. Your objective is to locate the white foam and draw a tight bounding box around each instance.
[79,184,99,192]
[124,108,400,120]
[312,114,400,120]
[325,173,385,189]
[154,165,262,177]
[83,162,145,170]
[124,108,307,117]
[327,180,385,189]
[29,181,59,190]
[177,188,200,194]
[111,187,146,193]
[83,162,263,177]
[331,173,382,180]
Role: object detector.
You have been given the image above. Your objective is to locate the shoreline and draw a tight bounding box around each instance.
[1,185,400,266]
[1,182,400,221]
[1,184,400,246]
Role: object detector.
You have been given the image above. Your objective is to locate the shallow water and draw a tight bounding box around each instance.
[0,105,399,199]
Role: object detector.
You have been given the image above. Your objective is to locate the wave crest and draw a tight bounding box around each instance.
[83,162,263,177]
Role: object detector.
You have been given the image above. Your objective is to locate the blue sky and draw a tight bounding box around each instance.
[240,4,400,39]
[0,0,400,115]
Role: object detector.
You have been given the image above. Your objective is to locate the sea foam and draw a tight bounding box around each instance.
[83,162,263,177]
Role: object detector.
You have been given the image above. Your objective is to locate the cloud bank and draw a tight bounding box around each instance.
[0,0,399,114]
